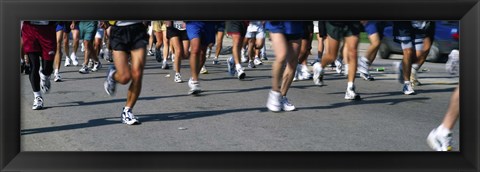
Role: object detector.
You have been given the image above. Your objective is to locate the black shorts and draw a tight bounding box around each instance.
[225,21,248,36]
[393,21,434,43]
[285,34,302,41]
[317,21,327,37]
[110,24,148,52]
[216,22,225,32]
[167,27,189,40]
[302,21,314,39]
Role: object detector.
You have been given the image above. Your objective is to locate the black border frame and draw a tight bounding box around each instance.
[1,0,479,171]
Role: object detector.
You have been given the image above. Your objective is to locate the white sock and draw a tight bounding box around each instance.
[235,64,242,70]
[124,107,131,112]
[412,64,420,71]
[437,124,452,136]
[404,81,411,85]
[34,92,42,98]
[54,69,59,75]
[347,82,354,89]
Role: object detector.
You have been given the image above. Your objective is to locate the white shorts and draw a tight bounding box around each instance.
[245,30,265,39]
[313,21,319,34]
[95,28,104,39]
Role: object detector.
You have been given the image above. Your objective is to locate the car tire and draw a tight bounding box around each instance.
[426,43,440,62]
[378,42,391,59]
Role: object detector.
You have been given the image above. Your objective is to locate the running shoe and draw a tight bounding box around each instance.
[241,48,248,63]
[162,61,170,70]
[254,57,263,65]
[206,48,212,59]
[39,72,51,93]
[79,65,89,74]
[394,61,404,84]
[310,58,320,66]
[313,62,324,86]
[155,49,163,63]
[446,49,459,75]
[212,58,220,65]
[299,65,312,80]
[345,86,361,100]
[54,73,62,82]
[64,56,71,67]
[262,53,268,61]
[281,96,296,111]
[92,61,102,72]
[32,96,44,110]
[334,56,343,74]
[174,73,182,83]
[88,59,94,69]
[24,64,31,75]
[403,83,415,95]
[266,90,282,112]
[236,67,246,80]
[104,66,117,96]
[104,49,113,62]
[200,66,208,74]
[70,53,79,66]
[121,108,141,125]
[357,56,369,75]
[248,60,256,68]
[427,128,453,151]
[343,64,349,76]
[188,78,202,95]
[241,56,248,63]
[360,72,375,81]
[227,56,236,76]
[147,49,154,56]
[410,68,421,86]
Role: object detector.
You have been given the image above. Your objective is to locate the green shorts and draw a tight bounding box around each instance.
[79,21,98,41]
[326,21,362,41]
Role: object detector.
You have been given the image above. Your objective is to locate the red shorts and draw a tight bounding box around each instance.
[22,22,56,61]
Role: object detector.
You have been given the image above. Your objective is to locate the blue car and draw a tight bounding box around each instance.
[377,21,459,62]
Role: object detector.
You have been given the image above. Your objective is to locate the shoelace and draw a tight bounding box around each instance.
[282,97,292,106]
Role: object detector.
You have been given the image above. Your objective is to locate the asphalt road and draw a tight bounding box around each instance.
[20,38,460,151]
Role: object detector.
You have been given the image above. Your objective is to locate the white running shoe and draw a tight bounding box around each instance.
[212,58,220,65]
[70,53,79,66]
[248,60,256,68]
[206,48,212,59]
[360,72,375,81]
[266,90,282,112]
[174,73,182,83]
[427,128,453,151]
[254,57,263,65]
[32,96,44,110]
[241,48,248,63]
[87,59,94,69]
[410,68,421,86]
[241,56,248,63]
[64,56,71,67]
[39,72,51,93]
[54,73,62,82]
[313,62,324,86]
[299,65,312,80]
[79,65,89,74]
[121,108,141,125]
[394,61,404,84]
[147,50,154,56]
[200,66,208,74]
[403,83,415,95]
[334,56,343,74]
[236,67,246,80]
[188,78,202,95]
[281,96,296,111]
[446,49,459,75]
[91,61,102,72]
[104,66,117,96]
[162,61,170,70]
[345,86,361,100]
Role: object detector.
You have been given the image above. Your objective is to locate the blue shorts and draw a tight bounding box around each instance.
[216,22,225,32]
[364,21,385,38]
[265,21,304,35]
[186,21,216,46]
[55,22,71,33]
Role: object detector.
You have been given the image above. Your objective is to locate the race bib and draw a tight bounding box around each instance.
[30,21,49,25]
[174,21,186,30]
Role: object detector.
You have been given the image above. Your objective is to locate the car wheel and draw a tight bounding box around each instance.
[426,43,440,62]
[378,42,391,59]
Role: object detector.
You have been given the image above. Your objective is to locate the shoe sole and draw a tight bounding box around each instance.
[104,81,115,96]
[188,90,202,95]
[238,73,246,80]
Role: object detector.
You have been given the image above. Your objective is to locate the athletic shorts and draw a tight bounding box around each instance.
[148,25,153,35]
[265,21,304,41]
[314,21,327,37]
[22,22,56,61]
[302,21,314,39]
[167,27,189,40]
[393,21,434,49]
[215,22,225,32]
[225,21,248,36]
[364,21,386,39]
[55,22,71,33]
[110,23,149,52]
[95,28,104,39]
[245,30,265,39]
[326,21,362,41]
[152,21,162,32]
[186,21,216,46]
[79,21,98,41]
